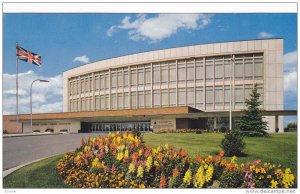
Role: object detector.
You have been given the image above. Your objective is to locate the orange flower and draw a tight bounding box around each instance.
[131,152,139,161]
[219,150,225,157]
[172,168,179,177]
[196,155,202,163]
[159,175,167,188]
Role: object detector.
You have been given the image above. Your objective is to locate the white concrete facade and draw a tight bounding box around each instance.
[63,39,284,132]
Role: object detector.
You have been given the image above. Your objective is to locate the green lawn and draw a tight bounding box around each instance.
[144,132,297,172]
[3,132,297,188]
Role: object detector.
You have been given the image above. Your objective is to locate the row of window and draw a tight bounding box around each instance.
[69,53,264,96]
[68,84,263,112]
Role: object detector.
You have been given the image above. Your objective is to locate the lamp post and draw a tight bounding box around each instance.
[30,79,49,132]
[229,55,234,131]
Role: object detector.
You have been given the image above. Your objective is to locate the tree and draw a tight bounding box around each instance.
[237,84,268,137]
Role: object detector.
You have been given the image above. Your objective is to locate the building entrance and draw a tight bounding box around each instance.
[89,122,151,132]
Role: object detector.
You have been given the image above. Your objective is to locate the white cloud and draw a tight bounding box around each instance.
[73,55,90,63]
[257,32,275,39]
[107,14,213,42]
[283,50,297,94]
[3,70,63,115]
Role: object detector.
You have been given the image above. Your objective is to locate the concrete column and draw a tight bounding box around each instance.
[275,115,278,130]
[214,117,217,130]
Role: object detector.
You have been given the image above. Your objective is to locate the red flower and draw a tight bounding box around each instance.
[172,168,179,177]
[219,150,225,157]
[131,152,139,161]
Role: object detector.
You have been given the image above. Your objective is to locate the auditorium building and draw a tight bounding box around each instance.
[4,38,294,133]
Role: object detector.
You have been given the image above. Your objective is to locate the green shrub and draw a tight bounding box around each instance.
[221,129,245,157]
[219,170,244,188]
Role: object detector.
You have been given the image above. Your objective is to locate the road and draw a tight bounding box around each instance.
[3,133,104,170]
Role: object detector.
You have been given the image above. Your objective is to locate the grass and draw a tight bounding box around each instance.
[3,132,297,188]
[3,154,69,188]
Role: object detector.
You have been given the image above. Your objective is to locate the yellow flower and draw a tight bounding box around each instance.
[117,152,124,161]
[250,165,255,172]
[183,168,192,185]
[193,166,205,188]
[285,168,291,174]
[104,145,109,153]
[124,149,129,159]
[138,149,143,156]
[261,168,266,174]
[206,165,214,182]
[154,160,159,167]
[128,163,135,174]
[137,165,144,178]
[91,158,99,168]
[146,156,153,172]
[139,184,145,188]
[164,144,169,149]
[240,163,244,168]
[270,179,278,188]
[230,156,237,163]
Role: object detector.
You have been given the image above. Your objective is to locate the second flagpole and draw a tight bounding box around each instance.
[16,42,19,133]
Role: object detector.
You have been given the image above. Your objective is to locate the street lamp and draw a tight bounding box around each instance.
[229,55,234,131]
[30,79,49,132]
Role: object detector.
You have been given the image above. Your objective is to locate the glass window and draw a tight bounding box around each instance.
[187,63,194,83]
[124,93,129,109]
[215,87,223,104]
[105,96,109,110]
[100,96,105,110]
[145,68,151,85]
[168,89,175,106]
[100,75,105,90]
[215,64,223,80]
[161,66,168,83]
[95,76,100,91]
[196,60,203,82]
[138,91,144,108]
[118,94,123,109]
[245,62,253,79]
[187,88,194,106]
[162,89,168,107]
[117,72,123,88]
[235,86,244,105]
[178,62,186,83]
[111,72,117,89]
[105,74,109,89]
[153,90,160,107]
[224,59,231,80]
[124,71,128,87]
[235,61,243,79]
[153,65,160,84]
[138,69,144,86]
[145,91,151,108]
[131,92,137,109]
[205,63,213,80]
[196,87,203,106]
[131,69,137,86]
[96,96,100,110]
[86,97,90,111]
[112,94,117,110]
[224,86,231,105]
[169,66,176,83]
[206,86,213,104]
[178,88,186,106]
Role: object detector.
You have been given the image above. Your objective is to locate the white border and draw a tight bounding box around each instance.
[3,2,298,13]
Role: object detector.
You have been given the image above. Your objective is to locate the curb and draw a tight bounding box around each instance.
[3,154,62,178]
[3,132,66,138]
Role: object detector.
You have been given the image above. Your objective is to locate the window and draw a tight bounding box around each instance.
[235,85,244,106]
[196,87,203,108]
[118,94,123,109]
[161,65,168,84]
[167,89,175,106]
[100,75,105,90]
[178,61,186,83]
[215,86,223,105]
[105,74,109,89]
[95,76,100,91]
[105,95,109,110]
[215,58,223,80]
[111,94,117,109]
[161,89,168,107]
[89,77,93,92]
[138,91,144,108]
[153,64,160,84]
[100,96,105,110]
[131,68,137,86]
[74,99,77,112]
[224,86,231,106]
[131,92,137,109]
[96,96,100,110]
[81,98,85,111]
[187,88,194,106]
[124,93,129,109]
[234,59,243,80]
[205,86,213,104]
[187,61,194,83]
[111,72,117,89]
[244,85,253,101]
[145,91,151,108]
[138,68,144,86]
[169,65,176,84]
[145,68,151,85]
[81,79,84,93]
[178,88,186,106]
[224,58,231,80]
[205,59,214,81]
[153,90,160,107]
[196,59,203,83]
[244,61,253,79]
[124,71,128,88]
[117,71,123,88]
[86,97,90,111]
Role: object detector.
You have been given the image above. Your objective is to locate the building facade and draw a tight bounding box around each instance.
[63,38,284,132]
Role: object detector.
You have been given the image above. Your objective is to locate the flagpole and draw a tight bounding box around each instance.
[16,42,19,133]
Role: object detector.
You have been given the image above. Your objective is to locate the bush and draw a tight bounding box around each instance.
[221,129,245,157]
[60,129,68,133]
[56,132,296,188]
[33,130,41,133]
[284,122,297,132]
[219,170,244,188]
[3,130,8,134]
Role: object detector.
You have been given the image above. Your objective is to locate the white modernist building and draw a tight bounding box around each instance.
[62,38,284,133]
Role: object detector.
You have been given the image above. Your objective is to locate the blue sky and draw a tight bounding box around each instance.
[3,13,297,125]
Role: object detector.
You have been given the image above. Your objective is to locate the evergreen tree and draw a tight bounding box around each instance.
[237,84,268,137]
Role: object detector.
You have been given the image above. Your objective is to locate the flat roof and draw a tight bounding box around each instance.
[4,107,296,123]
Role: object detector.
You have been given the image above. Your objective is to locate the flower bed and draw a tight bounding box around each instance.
[56,132,296,188]
[155,128,204,134]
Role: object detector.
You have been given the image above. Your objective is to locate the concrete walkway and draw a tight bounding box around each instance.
[3,133,105,171]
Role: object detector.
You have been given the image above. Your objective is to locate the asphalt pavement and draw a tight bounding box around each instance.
[3,133,105,170]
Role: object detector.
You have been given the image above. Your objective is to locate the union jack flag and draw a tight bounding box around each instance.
[16,45,42,66]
